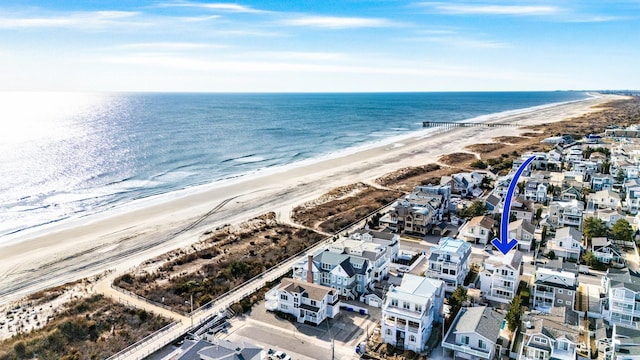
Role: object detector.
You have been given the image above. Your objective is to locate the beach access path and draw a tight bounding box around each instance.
[0,94,622,307]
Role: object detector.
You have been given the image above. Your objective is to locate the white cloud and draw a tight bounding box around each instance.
[281,16,393,29]
[115,42,226,50]
[408,36,509,49]
[158,1,265,13]
[242,51,349,61]
[419,2,561,16]
[0,11,143,29]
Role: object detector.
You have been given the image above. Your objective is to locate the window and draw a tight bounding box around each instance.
[410,335,416,342]
[533,337,548,344]
[280,294,288,300]
[558,299,564,304]
[403,302,411,310]
[450,270,456,276]
[566,301,572,306]
[558,289,563,294]
[415,304,423,312]
[310,300,317,306]
[478,340,487,349]
[568,290,573,296]
[461,336,469,345]
[443,268,449,274]
[280,304,288,310]
[386,329,392,336]
[391,299,398,307]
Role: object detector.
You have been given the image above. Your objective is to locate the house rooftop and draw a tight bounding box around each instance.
[386,274,443,306]
[280,278,335,301]
[508,219,535,235]
[467,215,495,229]
[486,250,523,270]
[445,306,505,345]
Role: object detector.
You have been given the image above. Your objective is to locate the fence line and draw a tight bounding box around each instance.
[105,320,182,360]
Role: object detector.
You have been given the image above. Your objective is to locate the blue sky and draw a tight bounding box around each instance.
[1,0,638,92]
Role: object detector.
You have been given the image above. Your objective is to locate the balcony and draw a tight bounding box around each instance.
[441,342,491,359]
[534,290,555,299]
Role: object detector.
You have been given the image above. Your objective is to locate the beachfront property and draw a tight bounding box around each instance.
[292,251,373,300]
[379,185,448,236]
[458,215,494,245]
[479,250,523,305]
[327,236,389,282]
[351,229,400,262]
[589,189,622,210]
[516,316,579,360]
[592,237,625,266]
[508,219,536,251]
[532,266,578,312]
[601,268,640,330]
[264,278,340,326]
[547,227,583,261]
[441,306,508,360]
[425,237,471,294]
[548,200,585,231]
[610,324,640,359]
[381,274,445,353]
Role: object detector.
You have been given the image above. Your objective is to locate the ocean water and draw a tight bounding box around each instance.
[0,91,588,240]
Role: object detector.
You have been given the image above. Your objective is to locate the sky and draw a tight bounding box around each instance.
[0,0,638,92]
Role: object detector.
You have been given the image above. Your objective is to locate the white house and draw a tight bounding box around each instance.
[601,268,640,330]
[524,180,548,203]
[532,266,578,312]
[327,237,389,282]
[479,250,523,305]
[547,227,583,261]
[442,306,508,360]
[425,237,472,294]
[611,324,640,360]
[508,219,536,252]
[595,209,626,228]
[592,237,625,267]
[459,215,494,245]
[625,184,640,214]
[589,190,621,210]
[381,274,445,353]
[351,229,400,262]
[265,278,340,325]
[591,174,615,191]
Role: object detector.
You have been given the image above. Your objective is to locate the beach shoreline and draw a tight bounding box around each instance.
[0,93,623,305]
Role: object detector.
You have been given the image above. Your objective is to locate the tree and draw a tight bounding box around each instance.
[481,176,493,190]
[616,169,626,183]
[611,218,634,244]
[602,161,611,175]
[517,181,525,195]
[509,212,518,222]
[535,208,543,221]
[582,251,607,271]
[506,294,523,332]
[459,200,486,218]
[547,250,556,260]
[470,160,487,169]
[583,217,607,241]
[448,286,468,319]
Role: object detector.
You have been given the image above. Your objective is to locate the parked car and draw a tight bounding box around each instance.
[273,351,291,360]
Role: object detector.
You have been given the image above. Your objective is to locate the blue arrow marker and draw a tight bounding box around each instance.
[491,155,537,255]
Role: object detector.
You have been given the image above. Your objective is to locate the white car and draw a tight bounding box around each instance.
[272,351,291,360]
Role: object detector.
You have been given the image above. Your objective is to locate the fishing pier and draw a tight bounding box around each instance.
[422,121,517,128]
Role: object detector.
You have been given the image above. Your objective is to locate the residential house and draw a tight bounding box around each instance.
[508,219,536,251]
[484,193,502,214]
[532,266,578,312]
[442,172,485,197]
[565,146,584,165]
[327,237,389,282]
[571,160,599,178]
[547,227,583,261]
[381,274,445,353]
[494,175,513,198]
[517,315,579,360]
[592,237,625,267]
[590,190,622,210]
[589,151,607,163]
[611,324,640,359]
[548,200,585,231]
[626,184,640,214]
[594,209,625,228]
[176,339,263,360]
[510,197,535,222]
[524,179,548,203]
[459,215,495,245]
[351,229,400,262]
[380,186,447,235]
[479,250,523,305]
[591,174,615,191]
[561,186,583,201]
[442,306,508,360]
[292,251,372,300]
[425,237,472,294]
[602,268,640,329]
[264,278,340,325]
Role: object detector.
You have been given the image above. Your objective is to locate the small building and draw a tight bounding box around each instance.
[479,250,523,305]
[516,315,579,360]
[602,268,640,330]
[459,215,494,245]
[442,306,508,360]
[611,324,640,359]
[264,278,340,325]
[351,229,400,262]
[484,193,502,214]
[591,174,615,191]
[548,200,585,231]
[381,274,445,353]
[425,237,472,294]
[589,189,622,210]
[592,237,625,266]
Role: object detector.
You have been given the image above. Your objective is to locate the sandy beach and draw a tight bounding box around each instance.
[0,94,621,306]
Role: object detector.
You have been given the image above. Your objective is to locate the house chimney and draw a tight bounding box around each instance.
[307,254,314,283]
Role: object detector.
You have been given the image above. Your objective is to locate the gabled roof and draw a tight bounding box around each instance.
[508,219,535,235]
[467,215,494,230]
[386,274,443,305]
[448,306,504,344]
[280,278,334,301]
[485,194,501,207]
[554,227,582,242]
